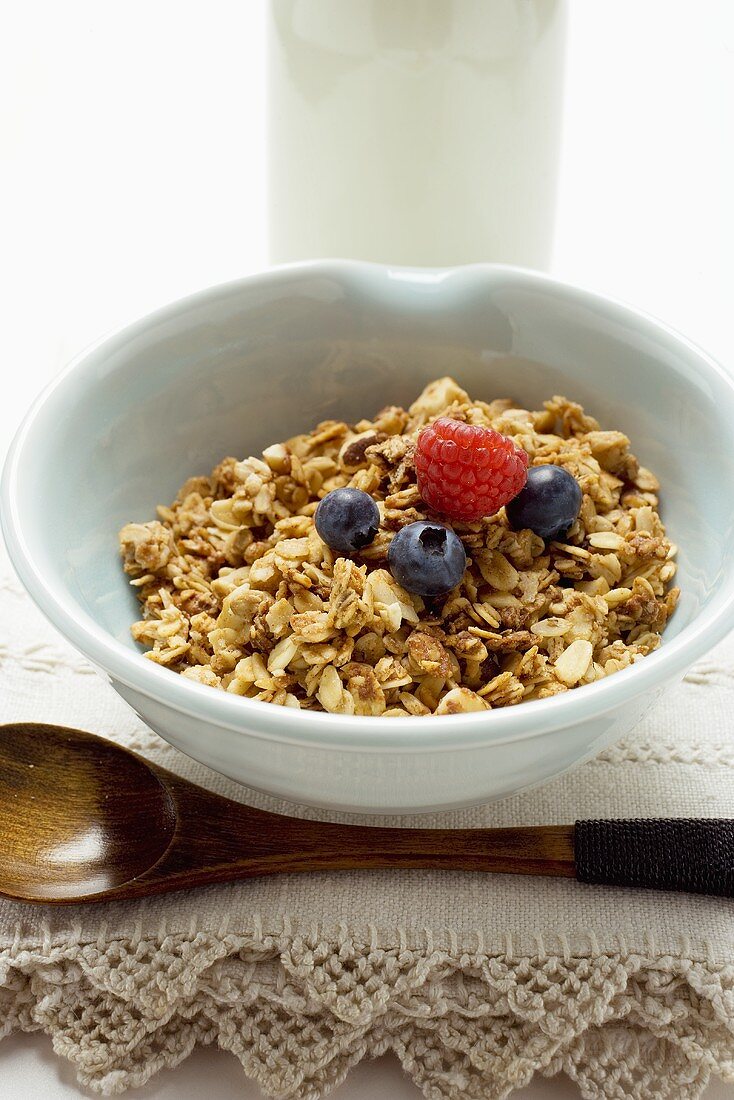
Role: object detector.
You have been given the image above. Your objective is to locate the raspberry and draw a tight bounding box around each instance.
[415,417,529,521]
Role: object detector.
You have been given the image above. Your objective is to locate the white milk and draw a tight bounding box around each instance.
[268,0,568,269]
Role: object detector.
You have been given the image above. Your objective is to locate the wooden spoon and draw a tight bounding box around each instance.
[0,723,730,904]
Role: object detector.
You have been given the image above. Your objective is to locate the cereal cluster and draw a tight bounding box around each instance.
[119,378,679,716]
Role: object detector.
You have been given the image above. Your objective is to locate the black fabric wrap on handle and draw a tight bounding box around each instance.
[574,819,734,897]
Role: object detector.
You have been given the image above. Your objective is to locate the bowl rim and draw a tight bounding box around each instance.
[3,259,734,753]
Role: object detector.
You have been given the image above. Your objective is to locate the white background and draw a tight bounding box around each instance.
[1,2,733,1097]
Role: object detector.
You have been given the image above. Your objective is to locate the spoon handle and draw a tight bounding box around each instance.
[149,776,579,890]
[574,818,734,897]
[130,770,734,900]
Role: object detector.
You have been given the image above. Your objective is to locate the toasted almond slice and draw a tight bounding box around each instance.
[554,639,593,685]
[552,542,592,560]
[262,443,290,473]
[316,664,355,713]
[530,617,572,638]
[604,587,633,608]
[634,506,655,533]
[587,531,626,550]
[267,635,299,674]
[635,466,660,492]
[435,687,489,714]
[379,602,403,632]
[476,549,520,591]
[483,593,522,609]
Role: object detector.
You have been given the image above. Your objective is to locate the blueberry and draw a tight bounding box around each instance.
[388,521,467,598]
[505,464,582,540]
[314,488,380,553]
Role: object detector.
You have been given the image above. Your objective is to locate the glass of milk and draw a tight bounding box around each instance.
[267,0,568,269]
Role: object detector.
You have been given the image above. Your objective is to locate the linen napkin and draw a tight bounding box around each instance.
[0,539,732,1100]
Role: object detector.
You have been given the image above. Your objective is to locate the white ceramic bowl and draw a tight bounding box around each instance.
[3,262,734,813]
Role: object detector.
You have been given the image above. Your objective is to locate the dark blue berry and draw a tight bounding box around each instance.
[388,521,467,598]
[314,488,380,553]
[505,464,582,540]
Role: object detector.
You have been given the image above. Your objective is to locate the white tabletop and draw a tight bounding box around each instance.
[2,1,733,1097]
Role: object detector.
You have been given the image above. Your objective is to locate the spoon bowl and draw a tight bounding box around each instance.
[0,724,176,900]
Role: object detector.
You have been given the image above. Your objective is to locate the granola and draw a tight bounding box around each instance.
[119,377,679,715]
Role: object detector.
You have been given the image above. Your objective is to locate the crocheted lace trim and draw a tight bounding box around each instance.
[1,926,732,1098]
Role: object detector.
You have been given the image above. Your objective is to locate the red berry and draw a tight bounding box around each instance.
[415,417,529,521]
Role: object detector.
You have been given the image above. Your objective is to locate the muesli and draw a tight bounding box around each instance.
[119,377,678,715]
